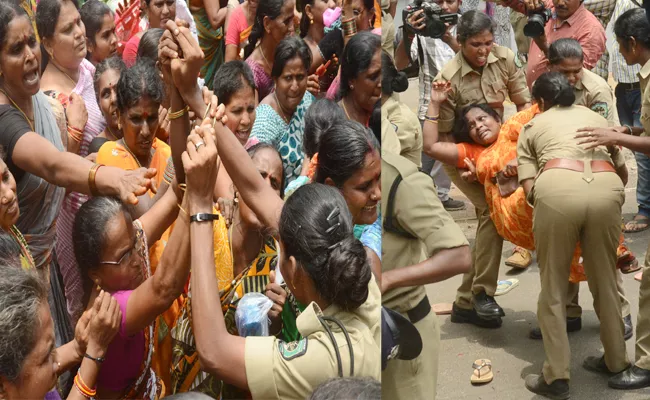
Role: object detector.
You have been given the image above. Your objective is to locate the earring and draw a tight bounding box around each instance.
[350,84,354,90]
[310,17,314,25]
[95,279,101,291]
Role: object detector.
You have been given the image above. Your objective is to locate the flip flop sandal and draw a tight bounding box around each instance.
[620,259,641,274]
[636,271,644,282]
[495,279,519,296]
[431,303,453,315]
[470,359,494,385]
[624,216,650,233]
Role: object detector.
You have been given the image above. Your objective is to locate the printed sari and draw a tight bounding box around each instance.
[194,7,225,90]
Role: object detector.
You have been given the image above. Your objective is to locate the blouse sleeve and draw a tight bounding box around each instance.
[250,105,284,147]
[225,6,244,46]
[0,105,33,178]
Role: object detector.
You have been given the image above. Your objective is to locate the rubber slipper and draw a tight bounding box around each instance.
[636,271,644,282]
[495,279,519,296]
[431,303,453,315]
[470,359,494,384]
[620,259,641,274]
[624,215,650,233]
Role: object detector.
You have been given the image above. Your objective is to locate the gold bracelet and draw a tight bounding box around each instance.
[177,202,188,216]
[168,105,189,120]
[342,19,357,37]
[88,164,103,197]
[179,183,187,192]
[424,119,438,125]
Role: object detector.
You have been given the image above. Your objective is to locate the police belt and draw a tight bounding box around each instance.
[406,295,431,324]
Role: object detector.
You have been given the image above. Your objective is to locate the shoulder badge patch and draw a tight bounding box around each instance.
[514,53,523,69]
[278,338,308,361]
[591,102,609,119]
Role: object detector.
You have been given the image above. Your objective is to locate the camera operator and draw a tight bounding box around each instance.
[499,0,606,89]
[393,0,466,212]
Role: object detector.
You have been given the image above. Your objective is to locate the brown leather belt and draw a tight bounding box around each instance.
[543,158,615,173]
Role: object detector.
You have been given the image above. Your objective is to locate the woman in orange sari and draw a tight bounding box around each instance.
[422,82,633,284]
[96,59,178,389]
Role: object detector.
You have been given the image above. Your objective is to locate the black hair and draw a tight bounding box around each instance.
[213,60,257,105]
[532,71,575,108]
[369,99,381,143]
[137,28,164,63]
[340,31,380,99]
[0,231,20,265]
[246,142,285,198]
[303,98,346,159]
[243,0,284,59]
[279,183,371,311]
[116,59,165,112]
[548,38,584,65]
[614,8,650,52]
[381,50,408,95]
[314,119,379,187]
[93,56,126,100]
[309,377,381,400]
[73,196,128,307]
[80,0,112,46]
[0,1,27,52]
[457,10,495,43]
[36,0,79,41]
[299,0,315,38]
[272,36,312,78]
[455,104,501,144]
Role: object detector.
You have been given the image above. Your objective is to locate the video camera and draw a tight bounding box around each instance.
[523,5,552,37]
[403,0,459,39]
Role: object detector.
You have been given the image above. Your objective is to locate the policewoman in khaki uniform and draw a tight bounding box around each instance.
[431,10,530,327]
[382,50,423,167]
[577,9,650,390]
[186,116,380,400]
[518,72,629,399]
[381,150,471,399]
[535,37,635,342]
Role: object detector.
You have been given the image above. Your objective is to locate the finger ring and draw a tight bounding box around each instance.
[195,141,205,150]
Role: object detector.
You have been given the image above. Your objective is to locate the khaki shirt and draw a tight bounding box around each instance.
[381,12,395,58]
[435,45,531,134]
[382,116,401,155]
[639,59,650,137]
[245,279,381,399]
[574,68,616,126]
[382,93,423,167]
[517,105,626,183]
[381,151,468,312]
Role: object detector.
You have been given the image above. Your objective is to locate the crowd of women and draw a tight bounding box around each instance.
[381,0,650,399]
[0,0,385,398]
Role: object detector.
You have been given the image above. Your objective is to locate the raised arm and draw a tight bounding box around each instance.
[202,0,228,29]
[421,81,461,165]
[188,123,248,389]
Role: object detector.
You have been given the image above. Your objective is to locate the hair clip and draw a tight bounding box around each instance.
[325,206,341,234]
[328,241,343,250]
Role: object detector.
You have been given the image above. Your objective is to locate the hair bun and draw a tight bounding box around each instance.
[324,236,371,311]
[554,85,575,107]
[391,71,409,93]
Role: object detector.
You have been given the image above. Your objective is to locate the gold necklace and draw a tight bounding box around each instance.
[259,45,272,71]
[341,98,352,120]
[119,139,151,168]
[0,89,34,131]
[273,92,291,124]
[105,125,120,141]
[50,61,77,87]
[10,225,35,269]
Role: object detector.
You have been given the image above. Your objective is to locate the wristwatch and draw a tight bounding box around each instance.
[190,213,220,223]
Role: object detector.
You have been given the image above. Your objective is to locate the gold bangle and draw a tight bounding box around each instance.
[177,202,188,216]
[88,164,103,197]
[168,105,189,120]
[424,119,438,125]
[179,183,187,192]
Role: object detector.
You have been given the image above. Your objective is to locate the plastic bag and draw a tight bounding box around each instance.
[235,293,274,337]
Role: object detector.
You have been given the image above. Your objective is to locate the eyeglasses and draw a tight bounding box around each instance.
[99,240,137,266]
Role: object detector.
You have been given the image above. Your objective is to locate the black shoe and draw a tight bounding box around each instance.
[450,303,502,329]
[609,365,650,390]
[442,197,466,211]
[529,317,582,340]
[472,291,505,320]
[583,355,616,375]
[624,314,634,341]
[524,374,570,400]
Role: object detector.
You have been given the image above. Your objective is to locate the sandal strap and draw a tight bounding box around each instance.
[472,360,492,377]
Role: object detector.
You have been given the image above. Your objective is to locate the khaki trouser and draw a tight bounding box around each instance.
[634,245,650,369]
[444,165,504,308]
[382,310,439,399]
[533,170,629,383]
[566,274,631,319]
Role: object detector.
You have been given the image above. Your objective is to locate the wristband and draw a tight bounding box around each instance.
[84,353,105,363]
[88,164,103,197]
[190,213,220,223]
